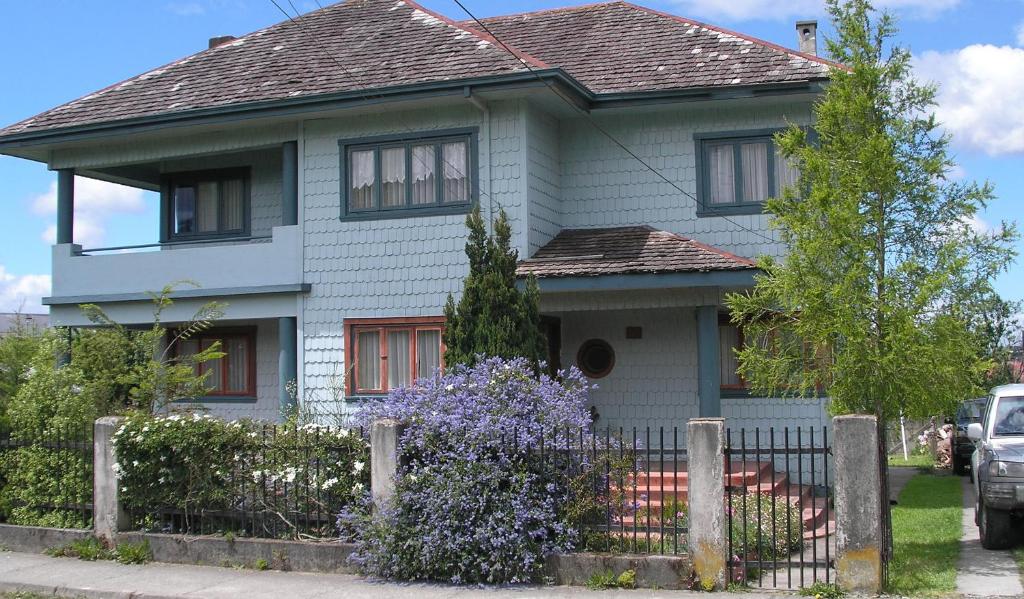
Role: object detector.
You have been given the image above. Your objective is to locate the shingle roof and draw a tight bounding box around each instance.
[517,226,756,279]
[466,2,831,94]
[0,0,539,137]
[0,0,833,139]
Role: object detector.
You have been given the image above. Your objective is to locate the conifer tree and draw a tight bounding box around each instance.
[443,208,545,368]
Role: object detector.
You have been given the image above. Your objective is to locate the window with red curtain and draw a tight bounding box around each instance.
[175,328,256,397]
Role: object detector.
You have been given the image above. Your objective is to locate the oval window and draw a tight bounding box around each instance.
[576,339,615,379]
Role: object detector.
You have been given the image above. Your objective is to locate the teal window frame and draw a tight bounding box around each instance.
[338,127,478,221]
[694,128,795,217]
[160,167,252,243]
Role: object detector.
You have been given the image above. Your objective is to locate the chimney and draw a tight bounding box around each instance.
[796,20,817,56]
[208,35,236,49]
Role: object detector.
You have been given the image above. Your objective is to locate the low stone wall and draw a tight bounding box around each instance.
[116,532,358,573]
[0,524,91,554]
[544,552,691,590]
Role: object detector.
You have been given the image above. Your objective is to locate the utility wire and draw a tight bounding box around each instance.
[451,0,779,246]
[269,0,497,222]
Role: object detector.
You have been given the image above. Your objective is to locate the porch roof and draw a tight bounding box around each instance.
[517,226,756,279]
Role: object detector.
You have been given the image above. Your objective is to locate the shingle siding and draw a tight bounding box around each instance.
[48,124,296,170]
[559,100,812,260]
[298,101,526,414]
[560,307,699,436]
[525,104,562,256]
[185,319,280,422]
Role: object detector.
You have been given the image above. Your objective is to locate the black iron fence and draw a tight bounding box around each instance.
[725,426,833,589]
[124,424,367,540]
[0,424,94,529]
[524,426,687,556]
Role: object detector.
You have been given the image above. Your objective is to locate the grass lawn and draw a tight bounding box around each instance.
[887,473,963,596]
[888,451,936,468]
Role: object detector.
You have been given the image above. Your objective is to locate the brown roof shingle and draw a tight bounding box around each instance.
[0,0,538,137]
[517,226,756,278]
[0,0,833,139]
[464,1,832,94]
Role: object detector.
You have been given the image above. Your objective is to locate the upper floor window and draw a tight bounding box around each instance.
[344,317,444,395]
[340,129,475,220]
[696,131,800,216]
[164,168,250,241]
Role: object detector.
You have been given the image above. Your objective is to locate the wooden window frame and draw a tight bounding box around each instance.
[694,128,801,217]
[343,316,446,396]
[173,327,257,399]
[718,316,749,393]
[160,167,252,242]
[338,128,478,222]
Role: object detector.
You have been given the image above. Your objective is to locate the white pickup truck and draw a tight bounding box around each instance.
[968,384,1024,549]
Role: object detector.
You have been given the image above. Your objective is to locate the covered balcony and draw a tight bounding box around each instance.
[44,142,305,327]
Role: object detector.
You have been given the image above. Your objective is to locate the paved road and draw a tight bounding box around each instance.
[0,550,780,599]
[956,475,1024,597]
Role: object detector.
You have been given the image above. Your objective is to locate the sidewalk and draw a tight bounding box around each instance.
[955,476,1024,597]
[0,550,782,599]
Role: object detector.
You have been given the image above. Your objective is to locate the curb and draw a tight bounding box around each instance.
[0,580,181,599]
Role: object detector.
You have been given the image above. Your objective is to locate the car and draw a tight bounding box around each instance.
[952,398,986,475]
[968,384,1024,549]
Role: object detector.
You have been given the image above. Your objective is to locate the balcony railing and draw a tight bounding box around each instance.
[46,225,304,320]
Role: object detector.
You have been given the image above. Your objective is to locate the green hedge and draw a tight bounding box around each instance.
[113,413,368,538]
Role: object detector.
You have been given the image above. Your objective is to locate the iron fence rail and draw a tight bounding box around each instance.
[0,424,94,529]
[126,424,364,540]
[725,426,833,590]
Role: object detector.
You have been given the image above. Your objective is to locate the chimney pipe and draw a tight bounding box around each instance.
[208,35,236,49]
[796,20,817,56]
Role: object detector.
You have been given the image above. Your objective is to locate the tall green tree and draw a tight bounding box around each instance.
[443,207,545,368]
[726,0,1017,423]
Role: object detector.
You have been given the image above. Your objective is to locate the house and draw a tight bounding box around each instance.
[0,0,832,435]
[0,313,49,337]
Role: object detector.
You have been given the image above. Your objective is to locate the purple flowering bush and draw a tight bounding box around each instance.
[342,356,594,584]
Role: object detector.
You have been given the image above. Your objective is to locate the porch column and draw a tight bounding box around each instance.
[56,169,74,244]
[282,141,298,226]
[278,316,297,414]
[696,306,721,418]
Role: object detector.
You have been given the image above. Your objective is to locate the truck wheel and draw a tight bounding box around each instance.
[979,500,1013,550]
[953,453,968,476]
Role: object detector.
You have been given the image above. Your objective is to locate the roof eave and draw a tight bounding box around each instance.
[0,73,829,151]
[590,79,828,109]
[0,68,591,150]
[516,268,760,292]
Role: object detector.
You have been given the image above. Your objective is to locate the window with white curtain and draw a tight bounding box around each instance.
[344,132,473,217]
[167,169,249,240]
[347,319,444,395]
[698,132,801,213]
[174,329,255,397]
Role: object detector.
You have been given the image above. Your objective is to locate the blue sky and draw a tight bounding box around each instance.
[0,0,1022,313]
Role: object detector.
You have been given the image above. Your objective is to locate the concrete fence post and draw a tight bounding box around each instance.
[370,419,403,511]
[833,414,883,594]
[687,417,727,591]
[94,416,128,542]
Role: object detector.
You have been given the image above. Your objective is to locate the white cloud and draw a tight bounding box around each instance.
[965,213,992,235]
[914,45,1024,156]
[32,176,146,248]
[0,265,50,314]
[165,2,205,16]
[666,0,959,22]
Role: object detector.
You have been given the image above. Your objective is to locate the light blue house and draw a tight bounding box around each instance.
[0,0,831,433]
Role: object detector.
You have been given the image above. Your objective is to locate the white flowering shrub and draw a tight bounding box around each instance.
[113,412,368,538]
